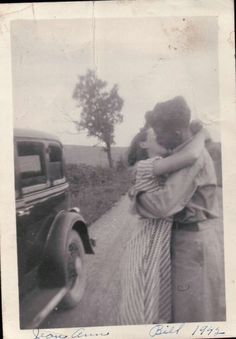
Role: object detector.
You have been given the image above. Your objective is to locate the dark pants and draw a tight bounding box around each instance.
[171,219,226,322]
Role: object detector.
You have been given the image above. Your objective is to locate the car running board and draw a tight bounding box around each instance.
[20,286,68,329]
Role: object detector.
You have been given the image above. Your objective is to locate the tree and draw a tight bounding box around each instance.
[72,69,124,168]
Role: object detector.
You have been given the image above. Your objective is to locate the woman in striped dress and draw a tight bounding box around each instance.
[118,124,208,325]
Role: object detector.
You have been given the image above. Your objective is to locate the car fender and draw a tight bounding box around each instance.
[38,210,93,288]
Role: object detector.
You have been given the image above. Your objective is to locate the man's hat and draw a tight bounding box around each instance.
[151,96,191,129]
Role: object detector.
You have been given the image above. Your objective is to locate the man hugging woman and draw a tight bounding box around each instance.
[118,96,225,325]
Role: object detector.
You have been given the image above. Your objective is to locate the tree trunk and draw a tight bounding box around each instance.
[106,143,113,168]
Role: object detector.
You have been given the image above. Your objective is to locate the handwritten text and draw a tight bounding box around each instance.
[33,328,110,339]
[149,323,185,337]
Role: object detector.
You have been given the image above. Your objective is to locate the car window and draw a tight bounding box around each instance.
[17,141,47,188]
[48,144,64,183]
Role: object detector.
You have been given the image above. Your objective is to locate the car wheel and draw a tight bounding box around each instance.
[61,230,86,308]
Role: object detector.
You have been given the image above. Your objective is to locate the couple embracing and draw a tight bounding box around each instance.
[118,96,225,324]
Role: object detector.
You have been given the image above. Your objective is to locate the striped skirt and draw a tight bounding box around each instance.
[118,218,172,325]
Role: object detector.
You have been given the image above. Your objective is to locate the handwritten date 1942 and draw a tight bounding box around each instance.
[191,325,225,337]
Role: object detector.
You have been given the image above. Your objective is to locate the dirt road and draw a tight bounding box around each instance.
[42,194,137,328]
[42,189,225,329]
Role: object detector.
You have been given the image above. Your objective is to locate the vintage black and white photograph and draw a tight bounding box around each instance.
[1,1,235,339]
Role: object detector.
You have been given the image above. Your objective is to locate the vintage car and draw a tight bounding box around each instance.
[14,129,94,328]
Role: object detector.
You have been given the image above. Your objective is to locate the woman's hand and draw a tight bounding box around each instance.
[190,119,203,134]
[190,119,211,143]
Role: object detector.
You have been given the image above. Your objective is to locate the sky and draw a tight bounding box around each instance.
[12,16,220,146]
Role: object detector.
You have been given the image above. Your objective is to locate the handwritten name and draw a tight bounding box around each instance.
[71,328,110,338]
[149,323,185,337]
[33,328,110,339]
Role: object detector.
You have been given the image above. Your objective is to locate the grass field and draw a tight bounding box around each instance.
[64,146,132,225]
[64,144,128,167]
[66,163,132,225]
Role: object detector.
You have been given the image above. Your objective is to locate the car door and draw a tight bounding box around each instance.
[15,137,69,297]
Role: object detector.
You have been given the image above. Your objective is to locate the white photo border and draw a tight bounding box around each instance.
[0,1,235,338]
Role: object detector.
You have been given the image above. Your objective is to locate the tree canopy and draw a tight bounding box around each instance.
[72,69,124,167]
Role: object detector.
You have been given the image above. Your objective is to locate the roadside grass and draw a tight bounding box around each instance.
[66,163,132,225]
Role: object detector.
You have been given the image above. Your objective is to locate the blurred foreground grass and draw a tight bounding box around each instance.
[66,163,132,225]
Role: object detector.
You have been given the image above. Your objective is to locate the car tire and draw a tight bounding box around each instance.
[60,229,86,309]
